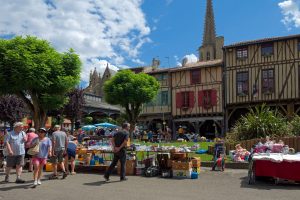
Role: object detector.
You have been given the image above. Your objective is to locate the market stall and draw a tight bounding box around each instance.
[248,153,300,184]
[68,142,202,179]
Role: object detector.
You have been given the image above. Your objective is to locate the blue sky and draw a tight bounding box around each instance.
[0,0,299,84]
[139,0,300,68]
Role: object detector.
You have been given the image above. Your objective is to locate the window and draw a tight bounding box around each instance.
[162,73,168,80]
[207,52,210,60]
[236,47,248,59]
[182,92,190,108]
[237,71,249,96]
[156,73,168,81]
[261,43,274,56]
[190,69,201,84]
[298,39,300,52]
[262,69,275,94]
[161,91,169,106]
[198,89,217,109]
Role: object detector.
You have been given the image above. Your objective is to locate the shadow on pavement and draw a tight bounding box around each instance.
[240,176,300,190]
[0,182,34,191]
[83,180,120,186]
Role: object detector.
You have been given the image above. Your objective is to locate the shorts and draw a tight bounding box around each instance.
[32,157,47,166]
[50,150,65,164]
[6,155,25,167]
[67,149,76,160]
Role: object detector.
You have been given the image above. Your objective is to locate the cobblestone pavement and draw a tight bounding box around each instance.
[0,168,299,200]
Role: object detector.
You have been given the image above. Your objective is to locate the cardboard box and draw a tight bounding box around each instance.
[191,157,201,168]
[192,167,201,174]
[171,153,186,160]
[172,169,192,179]
[117,160,136,175]
[45,162,53,172]
[172,160,192,170]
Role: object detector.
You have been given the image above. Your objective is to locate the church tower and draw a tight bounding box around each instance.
[199,0,223,61]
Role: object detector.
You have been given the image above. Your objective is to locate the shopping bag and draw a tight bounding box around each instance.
[28,142,39,156]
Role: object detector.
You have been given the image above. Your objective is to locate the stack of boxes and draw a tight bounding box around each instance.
[117,160,136,175]
[170,153,201,179]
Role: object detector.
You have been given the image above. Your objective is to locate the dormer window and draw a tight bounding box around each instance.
[261,43,274,56]
[236,46,248,59]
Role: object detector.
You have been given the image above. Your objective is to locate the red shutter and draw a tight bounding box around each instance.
[198,91,204,107]
[189,91,195,107]
[176,92,182,108]
[211,89,217,106]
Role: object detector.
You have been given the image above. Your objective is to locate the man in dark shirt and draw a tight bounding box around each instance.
[104,123,129,181]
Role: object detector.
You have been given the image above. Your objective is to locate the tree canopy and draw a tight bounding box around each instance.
[104,70,160,137]
[0,36,81,128]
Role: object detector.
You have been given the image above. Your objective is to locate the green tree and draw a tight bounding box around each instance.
[0,36,81,129]
[104,70,160,138]
[83,116,93,125]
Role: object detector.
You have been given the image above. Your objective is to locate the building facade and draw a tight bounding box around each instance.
[138,68,172,132]
[83,65,120,120]
[224,34,300,130]
[84,64,117,98]
[136,0,224,138]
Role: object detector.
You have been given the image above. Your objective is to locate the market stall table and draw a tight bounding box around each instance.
[248,153,300,184]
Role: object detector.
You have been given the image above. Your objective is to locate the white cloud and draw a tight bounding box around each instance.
[0,0,151,82]
[279,0,300,29]
[176,54,198,67]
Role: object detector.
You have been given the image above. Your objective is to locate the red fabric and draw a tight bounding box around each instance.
[255,160,300,181]
[198,91,204,107]
[189,91,195,108]
[176,92,182,108]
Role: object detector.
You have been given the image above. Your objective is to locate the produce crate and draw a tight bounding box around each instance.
[172,169,192,179]
[192,167,201,174]
[170,153,186,160]
[172,160,192,170]
[117,160,136,176]
[191,157,201,168]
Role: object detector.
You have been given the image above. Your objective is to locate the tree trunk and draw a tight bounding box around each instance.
[129,121,136,140]
[71,118,75,134]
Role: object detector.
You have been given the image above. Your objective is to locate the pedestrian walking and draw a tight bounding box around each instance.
[104,123,129,181]
[50,125,68,179]
[4,122,27,183]
[64,135,77,175]
[25,128,38,172]
[31,128,52,186]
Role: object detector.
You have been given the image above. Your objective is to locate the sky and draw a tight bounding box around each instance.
[0,0,300,86]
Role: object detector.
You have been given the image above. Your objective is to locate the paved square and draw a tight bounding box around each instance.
[0,168,299,200]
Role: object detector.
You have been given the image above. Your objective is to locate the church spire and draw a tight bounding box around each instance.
[203,0,216,46]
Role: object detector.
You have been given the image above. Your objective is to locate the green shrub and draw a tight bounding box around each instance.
[288,115,300,136]
[232,104,288,141]
[83,116,93,125]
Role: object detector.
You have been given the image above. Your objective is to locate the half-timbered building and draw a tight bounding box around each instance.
[169,0,224,137]
[224,34,300,130]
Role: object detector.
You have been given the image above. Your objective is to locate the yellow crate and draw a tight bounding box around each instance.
[45,163,53,172]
